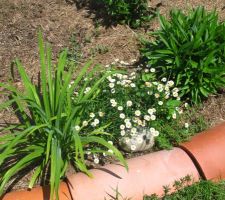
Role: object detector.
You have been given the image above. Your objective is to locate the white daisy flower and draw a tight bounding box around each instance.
[94,158,99,164]
[165,86,170,91]
[145,82,152,87]
[90,113,95,118]
[137,119,143,126]
[158,101,163,106]
[125,121,132,128]
[144,115,151,121]
[111,89,115,94]
[148,109,154,115]
[82,121,88,127]
[150,68,156,73]
[91,122,97,127]
[173,88,179,93]
[131,127,137,134]
[111,102,117,107]
[120,130,126,136]
[152,130,159,137]
[94,118,99,125]
[135,110,141,117]
[150,127,155,133]
[98,112,104,117]
[167,80,174,87]
[126,100,133,107]
[118,106,123,111]
[165,94,170,99]
[173,92,178,97]
[109,83,115,88]
[124,118,131,123]
[161,77,167,82]
[150,115,156,120]
[110,99,116,104]
[120,113,125,119]
[120,124,125,130]
[74,125,80,131]
[130,83,136,88]
[155,93,160,98]
[185,123,189,128]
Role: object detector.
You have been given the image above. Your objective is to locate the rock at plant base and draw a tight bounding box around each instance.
[119,127,158,152]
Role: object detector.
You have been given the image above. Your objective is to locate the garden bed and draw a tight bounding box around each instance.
[0,0,225,198]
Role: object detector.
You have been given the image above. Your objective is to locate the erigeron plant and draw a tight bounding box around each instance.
[78,60,188,152]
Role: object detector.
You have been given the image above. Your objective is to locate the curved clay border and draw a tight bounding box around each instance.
[1,122,225,200]
[180,122,225,181]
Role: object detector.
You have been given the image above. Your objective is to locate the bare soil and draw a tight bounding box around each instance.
[0,0,225,192]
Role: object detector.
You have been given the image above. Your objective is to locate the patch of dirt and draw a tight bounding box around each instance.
[150,0,225,30]
[199,94,225,127]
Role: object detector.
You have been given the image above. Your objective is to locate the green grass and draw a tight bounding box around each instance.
[145,180,225,200]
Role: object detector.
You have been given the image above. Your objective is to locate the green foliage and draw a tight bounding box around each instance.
[145,178,225,200]
[155,108,208,149]
[67,32,83,66]
[141,7,225,103]
[0,33,127,199]
[96,0,154,28]
[80,66,188,151]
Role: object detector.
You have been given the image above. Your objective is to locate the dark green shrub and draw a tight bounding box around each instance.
[96,0,154,28]
[141,7,225,103]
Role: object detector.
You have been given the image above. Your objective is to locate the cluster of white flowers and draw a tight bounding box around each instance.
[109,58,137,67]
[91,118,100,127]
[110,99,117,107]
[79,60,190,159]
[84,87,91,94]
[106,72,137,93]
[92,148,113,164]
